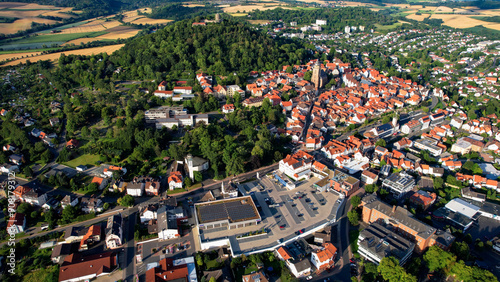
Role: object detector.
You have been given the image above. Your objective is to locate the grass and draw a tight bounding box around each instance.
[374,22,403,31]
[167,188,187,195]
[205,258,222,270]
[0,47,61,54]
[62,153,100,168]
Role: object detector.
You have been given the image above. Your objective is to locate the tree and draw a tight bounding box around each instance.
[378,257,416,282]
[184,177,192,187]
[347,210,359,226]
[103,202,110,210]
[451,241,470,261]
[40,149,52,163]
[304,71,312,81]
[61,205,77,224]
[375,138,386,147]
[424,246,456,273]
[285,66,293,73]
[351,195,361,208]
[194,171,203,183]
[23,166,33,178]
[118,195,135,207]
[462,160,474,172]
[433,177,444,189]
[364,184,378,193]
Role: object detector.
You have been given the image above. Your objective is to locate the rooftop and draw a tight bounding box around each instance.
[195,196,261,224]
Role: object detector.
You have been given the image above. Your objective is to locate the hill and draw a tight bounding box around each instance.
[109,19,309,79]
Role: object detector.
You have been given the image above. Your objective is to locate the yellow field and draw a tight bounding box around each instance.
[3,44,125,66]
[95,26,140,39]
[59,19,121,34]
[131,18,172,25]
[248,20,270,24]
[62,38,101,46]
[0,51,41,62]
[406,13,429,21]
[184,4,205,7]
[222,5,283,13]
[230,13,248,17]
[0,2,79,34]
[430,13,500,29]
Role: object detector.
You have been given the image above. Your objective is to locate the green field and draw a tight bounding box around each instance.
[41,20,92,34]
[0,47,62,54]
[62,153,101,168]
[3,31,108,44]
[374,22,403,31]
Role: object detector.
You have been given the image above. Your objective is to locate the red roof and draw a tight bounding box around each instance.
[146,258,189,281]
[66,139,79,147]
[59,252,116,282]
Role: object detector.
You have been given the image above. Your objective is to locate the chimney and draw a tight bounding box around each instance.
[392,205,396,213]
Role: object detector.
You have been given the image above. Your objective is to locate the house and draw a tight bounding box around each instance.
[23,190,48,206]
[279,150,314,181]
[9,154,24,165]
[381,172,415,199]
[79,224,101,251]
[80,196,103,213]
[394,138,413,150]
[6,213,25,234]
[185,154,209,179]
[61,195,78,209]
[0,163,19,174]
[409,190,437,210]
[146,257,190,282]
[222,104,235,114]
[43,197,59,210]
[51,243,73,264]
[242,271,268,282]
[105,214,122,249]
[158,206,179,240]
[145,180,161,196]
[91,177,108,190]
[331,169,360,197]
[49,117,60,127]
[58,252,117,282]
[66,139,79,149]
[103,165,126,178]
[140,204,158,223]
[76,165,87,172]
[361,170,378,185]
[127,182,145,197]
[311,242,337,271]
[2,144,16,152]
[168,171,183,190]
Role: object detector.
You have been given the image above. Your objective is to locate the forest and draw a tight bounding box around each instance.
[147,3,221,21]
[248,7,397,33]
[107,19,310,79]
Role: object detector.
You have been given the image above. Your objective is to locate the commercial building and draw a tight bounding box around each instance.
[382,172,415,199]
[195,196,261,230]
[413,138,444,156]
[361,194,455,253]
[358,222,415,265]
[331,169,360,197]
[58,252,117,282]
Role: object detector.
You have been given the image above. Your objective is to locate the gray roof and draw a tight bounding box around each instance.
[290,258,312,272]
[358,222,415,263]
[196,196,260,224]
[51,243,73,258]
[158,206,178,231]
[106,214,122,237]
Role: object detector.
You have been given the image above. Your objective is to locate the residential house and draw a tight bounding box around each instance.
[23,190,48,206]
[51,243,73,264]
[61,195,78,209]
[361,170,378,185]
[145,180,161,196]
[66,139,79,149]
[222,104,235,114]
[2,144,16,152]
[91,176,108,190]
[9,154,24,165]
[146,257,190,282]
[105,214,123,249]
[158,205,179,240]
[58,252,117,282]
[168,171,183,190]
[80,196,103,213]
[311,242,337,271]
[49,117,60,127]
[79,224,101,251]
[140,204,158,223]
[42,197,59,210]
[279,150,314,181]
[127,182,145,197]
[0,163,19,174]
[242,271,268,282]
[409,190,437,210]
[6,213,25,234]
[64,226,88,243]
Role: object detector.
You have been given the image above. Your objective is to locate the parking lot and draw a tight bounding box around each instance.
[200,174,341,254]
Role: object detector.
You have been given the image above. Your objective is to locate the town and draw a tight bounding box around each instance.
[0,7,500,282]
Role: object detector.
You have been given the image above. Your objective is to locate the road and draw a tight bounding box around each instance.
[122,208,137,282]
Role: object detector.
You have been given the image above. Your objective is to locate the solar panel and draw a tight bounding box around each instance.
[198,197,259,224]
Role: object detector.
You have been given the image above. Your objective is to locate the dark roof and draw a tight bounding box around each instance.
[196,196,260,224]
[290,258,312,273]
[106,214,122,237]
[51,243,73,259]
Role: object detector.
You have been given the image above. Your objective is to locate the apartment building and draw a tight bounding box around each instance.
[361,194,455,253]
[381,172,415,199]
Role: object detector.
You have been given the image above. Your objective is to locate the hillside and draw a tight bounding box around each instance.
[110,19,309,78]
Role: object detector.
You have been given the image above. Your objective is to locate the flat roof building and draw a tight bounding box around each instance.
[195,196,261,230]
[331,169,360,197]
[382,172,415,199]
[358,222,415,265]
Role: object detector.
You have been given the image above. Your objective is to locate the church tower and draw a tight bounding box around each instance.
[311,60,326,89]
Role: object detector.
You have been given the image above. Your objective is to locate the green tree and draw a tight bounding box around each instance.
[424,246,456,273]
[285,66,293,73]
[61,205,77,224]
[347,210,359,226]
[184,177,192,187]
[118,195,135,207]
[351,195,361,208]
[364,184,378,193]
[433,177,444,189]
[451,241,470,261]
[194,171,203,183]
[304,71,312,81]
[378,257,416,282]
[40,149,52,163]
[23,166,33,178]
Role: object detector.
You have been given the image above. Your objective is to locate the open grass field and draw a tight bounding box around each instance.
[62,153,101,168]
[0,2,79,34]
[2,44,124,66]
[374,22,403,31]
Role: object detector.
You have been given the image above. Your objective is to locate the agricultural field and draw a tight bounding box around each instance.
[222,4,288,13]
[0,51,41,62]
[119,8,173,25]
[58,19,121,34]
[2,44,125,66]
[0,2,80,34]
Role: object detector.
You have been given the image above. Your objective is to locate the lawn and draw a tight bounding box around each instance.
[374,22,403,31]
[62,153,100,168]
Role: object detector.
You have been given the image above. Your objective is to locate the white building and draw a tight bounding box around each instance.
[316,19,327,26]
[158,206,180,240]
[127,182,145,197]
[185,154,209,179]
[278,151,314,181]
[105,214,123,249]
[311,243,337,271]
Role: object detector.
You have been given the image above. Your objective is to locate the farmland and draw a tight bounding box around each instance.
[2,44,125,66]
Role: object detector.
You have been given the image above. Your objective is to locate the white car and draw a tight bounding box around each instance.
[306,276,313,280]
